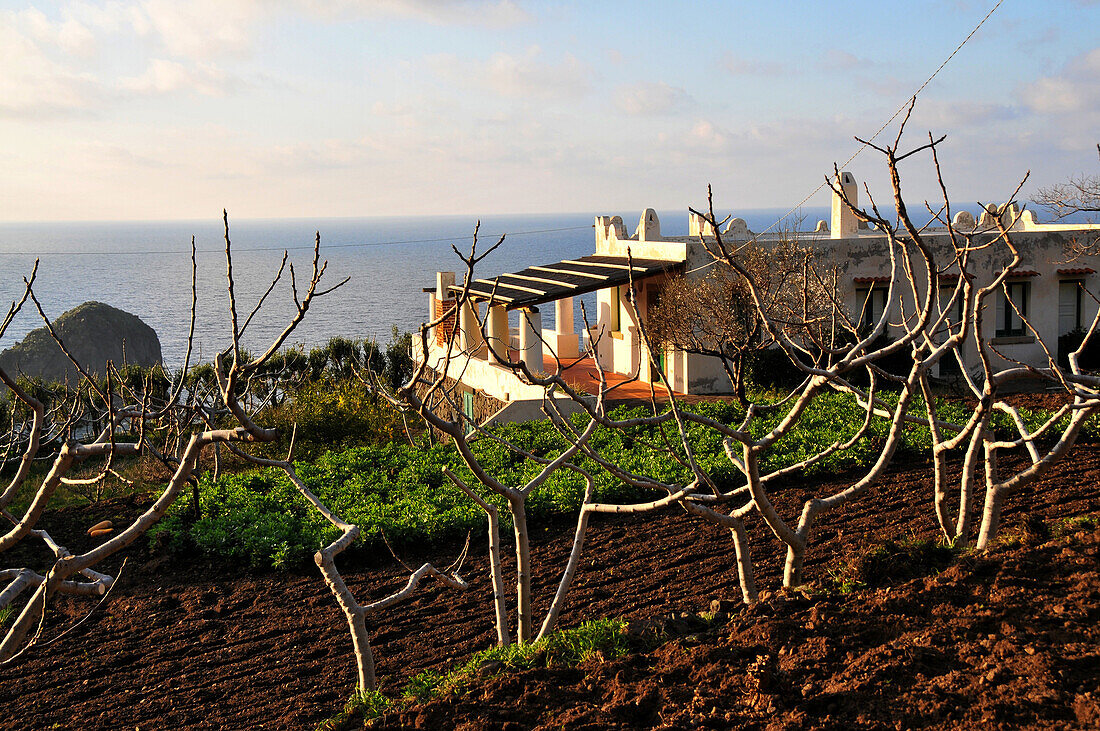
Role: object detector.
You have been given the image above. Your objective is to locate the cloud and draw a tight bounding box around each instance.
[857,73,920,99]
[0,3,267,116]
[1018,47,1100,114]
[614,82,692,116]
[371,100,414,117]
[120,58,240,96]
[429,46,590,99]
[671,115,862,163]
[295,0,530,26]
[17,6,98,57]
[131,0,261,60]
[821,49,866,71]
[722,52,786,77]
[687,119,730,151]
[0,19,105,117]
[910,99,1019,128]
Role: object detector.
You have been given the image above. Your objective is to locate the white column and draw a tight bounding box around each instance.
[550,296,580,358]
[519,307,543,374]
[436,271,456,299]
[486,304,509,364]
[831,171,859,239]
[460,300,485,357]
[555,297,573,333]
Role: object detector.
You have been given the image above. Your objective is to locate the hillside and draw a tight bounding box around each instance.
[1,442,1098,730]
[0,301,161,386]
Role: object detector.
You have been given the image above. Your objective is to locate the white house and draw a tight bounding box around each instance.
[421,176,1100,424]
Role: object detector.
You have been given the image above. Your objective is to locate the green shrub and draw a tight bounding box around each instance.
[155,393,1093,569]
[259,379,407,461]
[320,618,631,727]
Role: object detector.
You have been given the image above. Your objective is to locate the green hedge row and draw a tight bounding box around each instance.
[153,393,1092,568]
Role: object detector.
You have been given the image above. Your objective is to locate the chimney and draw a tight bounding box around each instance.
[831,171,858,239]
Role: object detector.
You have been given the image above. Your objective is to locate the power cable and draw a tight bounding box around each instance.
[682,0,1006,278]
[0,2,1005,266]
[0,224,595,258]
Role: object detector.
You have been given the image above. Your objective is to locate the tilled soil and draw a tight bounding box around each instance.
[2,439,1100,730]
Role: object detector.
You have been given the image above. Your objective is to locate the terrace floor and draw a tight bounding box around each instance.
[554,354,674,400]
[516,352,707,403]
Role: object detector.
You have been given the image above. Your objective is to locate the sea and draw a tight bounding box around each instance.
[0,204,904,370]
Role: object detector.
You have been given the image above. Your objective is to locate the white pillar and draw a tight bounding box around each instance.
[831,171,859,239]
[436,271,455,300]
[519,307,543,374]
[460,300,485,357]
[487,304,509,364]
[550,296,580,358]
[555,296,573,334]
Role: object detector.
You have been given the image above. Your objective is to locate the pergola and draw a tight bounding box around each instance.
[446,254,683,370]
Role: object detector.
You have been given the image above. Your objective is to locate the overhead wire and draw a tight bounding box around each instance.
[680,0,1006,278]
[0,223,595,258]
[0,2,1004,266]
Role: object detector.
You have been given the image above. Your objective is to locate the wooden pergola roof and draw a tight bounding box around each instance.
[449,255,684,310]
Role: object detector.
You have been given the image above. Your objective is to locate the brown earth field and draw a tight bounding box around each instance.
[2,437,1100,730]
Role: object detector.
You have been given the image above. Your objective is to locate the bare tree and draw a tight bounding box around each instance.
[372,229,602,646]
[1032,143,1100,219]
[0,218,475,693]
[446,101,1100,609]
[635,103,1100,597]
[0,217,353,662]
[1032,143,1100,260]
[647,230,829,404]
[226,437,470,691]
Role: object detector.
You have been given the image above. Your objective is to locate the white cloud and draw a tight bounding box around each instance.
[688,119,730,151]
[131,0,261,60]
[0,20,105,117]
[295,0,530,26]
[429,46,590,99]
[0,3,263,116]
[371,100,413,117]
[683,115,857,157]
[486,47,589,98]
[722,52,786,77]
[910,99,1019,128]
[614,82,692,116]
[18,6,98,57]
[821,49,865,71]
[120,58,239,96]
[1018,47,1100,114]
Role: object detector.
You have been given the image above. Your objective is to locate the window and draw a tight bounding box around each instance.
[939,286,964,327]
[463,391,475,433]
[1059,280,1084,334]
[995,280,1030,338]
[608,286,621,332]
[937,287,965,375]
[856,285,888,337]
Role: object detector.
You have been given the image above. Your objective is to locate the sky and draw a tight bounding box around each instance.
[0,0,1098,222]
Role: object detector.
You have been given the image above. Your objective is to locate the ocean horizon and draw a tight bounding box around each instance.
[0,202,1031,369]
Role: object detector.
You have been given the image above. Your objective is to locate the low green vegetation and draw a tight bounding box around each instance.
[318,618,633,729]
[1056,513,1099,535]
[405,617,632,700]
[151,390,1098,569]
[829,538,962,593]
